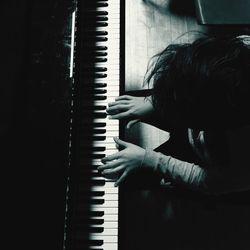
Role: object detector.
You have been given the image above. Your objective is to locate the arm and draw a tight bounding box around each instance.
[142,149,250,195]
[107,95,174,131]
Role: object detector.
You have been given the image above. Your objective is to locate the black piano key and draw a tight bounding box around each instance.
[86,22,108,28]
[93,83,107,88]
[95,73,107,78]
[78,171,103,179]
[87,31,108,36]
[93,129,106,134]
[80,105,106,112]
[93,112,107,118]
[84,36,108,42]
[93,122,106,127]
[93,154,106,159]
[82,123,106,129]
[76,239,103,246]
[82,66,107,72]
[80,121,106,128]
[83,94,107,100]
[95,67,107,72]
[75,210,104,218]
[78,180,106,187]
[95,37,108,42]
[89,218,104,225]
[96,22,108,27]
[83,45,107,50]
[93,136,106,141]
[91,199,105,205]
[90,211,104,217]
[85,16,108,22]
[85,10,108,15]
[81,104,106,110]
[89,227,104,233]
[96,16,108,21]
[78,197,105,205]
[82,49,108,56]
[91,191,105,197]
[84,89,107,95]
[95,51,108,56]
[96,46,108,50]
[94,105,106,110]
[93,95,107,101]
[80,154,105,160]
[96,2,108,7]
[95,57,107,63]
[85,2,108,7]
[92,146,106,151]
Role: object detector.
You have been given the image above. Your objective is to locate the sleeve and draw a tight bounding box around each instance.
[142,149,250,195]
[142,149,210,194]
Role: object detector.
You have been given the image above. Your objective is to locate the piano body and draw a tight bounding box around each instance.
[3,1,250,250]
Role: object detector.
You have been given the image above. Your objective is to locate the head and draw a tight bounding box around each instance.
[145,35,250,129]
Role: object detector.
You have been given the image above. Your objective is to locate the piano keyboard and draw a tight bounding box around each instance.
[66,0,121,250]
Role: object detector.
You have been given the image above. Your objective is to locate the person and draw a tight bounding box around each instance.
[98,35,250,195]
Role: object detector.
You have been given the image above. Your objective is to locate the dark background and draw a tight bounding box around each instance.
[1,1,72,249]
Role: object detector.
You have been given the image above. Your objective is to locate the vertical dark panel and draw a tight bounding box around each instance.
[1,1,73,250]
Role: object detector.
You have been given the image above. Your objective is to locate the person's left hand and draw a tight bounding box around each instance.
[98,137,146,186]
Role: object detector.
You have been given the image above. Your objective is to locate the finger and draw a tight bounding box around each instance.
[126,119,140,129]
[108,100,130,107]
[106,104,129,115]
[115,95,133,101]
[101,152,120,163]
[113,137,129,148]
[102,165,126,178]
[114,171,128,187]
[109,110,131,120]
[98,160,123,171]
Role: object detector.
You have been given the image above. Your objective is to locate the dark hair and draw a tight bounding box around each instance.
[145,35,250,129]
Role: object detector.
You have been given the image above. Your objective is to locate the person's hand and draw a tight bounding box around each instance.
[98,137,146,186]
[106,95,154,128]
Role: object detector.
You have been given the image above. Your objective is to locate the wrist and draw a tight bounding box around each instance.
[141,149,161,171]
[141,96,154,117]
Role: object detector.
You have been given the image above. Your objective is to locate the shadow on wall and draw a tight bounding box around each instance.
[142,0,196,17]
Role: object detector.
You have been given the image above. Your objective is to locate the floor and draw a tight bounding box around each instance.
[125,0,206,149]
[121,1,250,250]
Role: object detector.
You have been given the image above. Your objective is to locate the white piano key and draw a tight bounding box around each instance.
[89,243,117,250]
[89,235,118,243]
[92,228,118,236]
[93,118,119,125]
[90,221,118,229]
[93,131,119,137]
[90,200,118,208]
[90,206,118,214]
[91,214,118,221]
[91,186,118,194]
[103,193,118,201]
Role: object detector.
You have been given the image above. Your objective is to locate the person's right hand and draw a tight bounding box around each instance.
[106,95,154,128]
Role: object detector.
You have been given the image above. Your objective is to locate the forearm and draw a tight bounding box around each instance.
[142,150,210,193]
[141,149,250,195]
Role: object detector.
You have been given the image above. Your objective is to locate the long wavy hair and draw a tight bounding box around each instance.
[145,35,250,129]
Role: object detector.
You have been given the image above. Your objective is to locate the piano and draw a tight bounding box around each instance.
[4,1,250,250]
